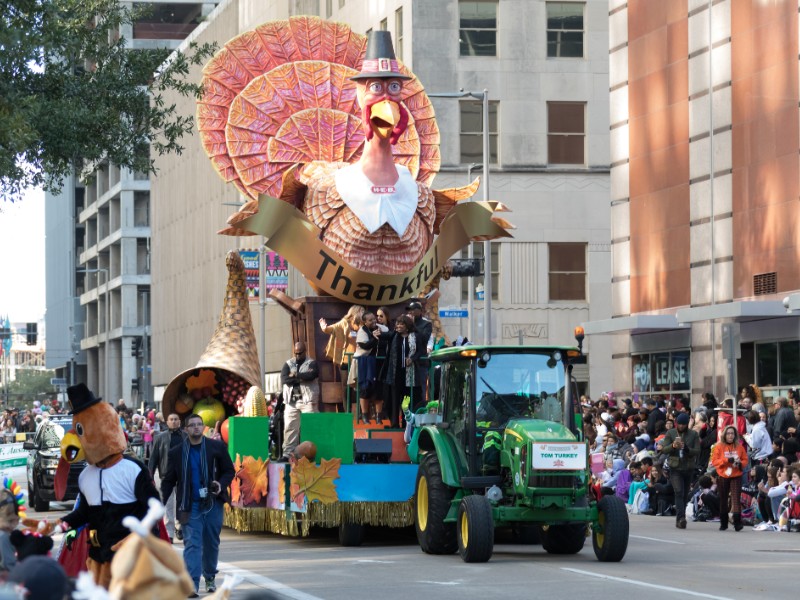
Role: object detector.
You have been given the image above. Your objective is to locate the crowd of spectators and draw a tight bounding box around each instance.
[113,399,165,460]
[3,398,165,463]
[584,384,800,532]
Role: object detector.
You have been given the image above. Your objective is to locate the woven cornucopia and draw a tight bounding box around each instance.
[162,252,261,418]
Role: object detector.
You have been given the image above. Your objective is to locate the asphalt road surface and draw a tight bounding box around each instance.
[16,464,797,599]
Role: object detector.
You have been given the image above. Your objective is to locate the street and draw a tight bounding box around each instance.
[16,458,794,600]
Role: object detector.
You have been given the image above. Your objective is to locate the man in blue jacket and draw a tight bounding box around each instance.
[161,413,235,597]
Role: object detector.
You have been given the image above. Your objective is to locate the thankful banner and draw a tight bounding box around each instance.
[236,195,512,304]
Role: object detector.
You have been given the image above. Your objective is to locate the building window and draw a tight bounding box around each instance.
[459,0,497,56]
[547,101,585,165]
[461,242,500,302]
[326,0,332,18]
[379,18,387,31]
[548,242,585,301]
[395,8,403,61]
[546,2,585,58]
[632,351,691,398]
[365,27,372,36]
[339,0,345,8]
[460,101,498,164]
[756,341,800,388]
[132,3,203,40]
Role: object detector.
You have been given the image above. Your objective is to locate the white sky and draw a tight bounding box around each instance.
[0,187,46,322]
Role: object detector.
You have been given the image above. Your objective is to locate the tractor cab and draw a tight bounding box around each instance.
[429,342,583,481]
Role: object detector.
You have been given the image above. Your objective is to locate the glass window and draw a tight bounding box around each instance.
[326,0,332,18]
[339,0,345,8]
[652,353,671,392]
[547,101,585,165]
[756,342,779,387]
[459,100,498,164]
[132,3,203,40]
[461,242,500,302]
[475,352,565,427]
[548,242,586,301]
[395,8,403,61]
[779,341,800,386]
[670,351,690,391]
[547,2,585,58]
[379,18,387,31]
[459,1,498,56]
[444,362,471,447]
[632,354,651,393]
[631,351,691,399]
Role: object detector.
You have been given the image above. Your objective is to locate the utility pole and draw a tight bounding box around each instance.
[142,290,150,408]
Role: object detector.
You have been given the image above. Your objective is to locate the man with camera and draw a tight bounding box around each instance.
[659,412,700,529]
[280,341,320,461]
[160,413,235,597]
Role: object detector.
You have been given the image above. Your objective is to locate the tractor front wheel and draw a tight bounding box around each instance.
[457,495,494,563]
[414,453,457,554]
[592,495,629,562]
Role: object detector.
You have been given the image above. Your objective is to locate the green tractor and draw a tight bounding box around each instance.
[412,328,629,563]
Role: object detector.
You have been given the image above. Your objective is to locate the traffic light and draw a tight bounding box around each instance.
[445,258,484,278]
[131,337,141,357]
[131,378,139,391]
[26,323,37,345]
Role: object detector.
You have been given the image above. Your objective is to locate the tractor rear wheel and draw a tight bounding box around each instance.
[541,523,587,555]
[592,495,629,562]
[339,521,365,547]
[457,495,494,562]
[414,453,457,554]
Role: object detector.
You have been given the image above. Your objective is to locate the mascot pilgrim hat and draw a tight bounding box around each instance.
[66,382,103,414]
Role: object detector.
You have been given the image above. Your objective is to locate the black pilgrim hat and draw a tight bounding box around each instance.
[350,30,411,81]
[66,383,103,415]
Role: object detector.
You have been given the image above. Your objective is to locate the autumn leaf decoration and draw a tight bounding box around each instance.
[230,455,242,505]
[236,455,268,506]
[185,369,218,395]
[287,457,341,507]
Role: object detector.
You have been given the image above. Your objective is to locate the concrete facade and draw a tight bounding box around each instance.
[586,0,800,406]
[149,0,613,396]
[44,2,219,407]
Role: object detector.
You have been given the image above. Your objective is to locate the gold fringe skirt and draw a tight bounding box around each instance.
[224,500,415,536]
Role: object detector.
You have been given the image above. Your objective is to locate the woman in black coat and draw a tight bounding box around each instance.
[378,314,423,428]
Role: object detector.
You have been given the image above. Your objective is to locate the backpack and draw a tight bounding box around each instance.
[629,488,649,514]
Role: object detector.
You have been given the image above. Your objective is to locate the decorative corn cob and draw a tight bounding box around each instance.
[242,386,268,417]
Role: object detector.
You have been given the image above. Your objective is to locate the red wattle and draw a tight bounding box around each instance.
[389,103,409,145]
[54,457,70,501]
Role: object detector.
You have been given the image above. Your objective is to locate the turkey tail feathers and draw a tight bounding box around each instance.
[198,16,440,207]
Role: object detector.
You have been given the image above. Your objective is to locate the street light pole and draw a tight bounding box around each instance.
[466,163,482,343]
[429,89,493,343]
[480,89,492,345]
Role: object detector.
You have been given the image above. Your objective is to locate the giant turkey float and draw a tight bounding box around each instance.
[162,16,512,543]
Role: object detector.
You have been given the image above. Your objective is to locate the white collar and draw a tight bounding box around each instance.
[334,164,418,236]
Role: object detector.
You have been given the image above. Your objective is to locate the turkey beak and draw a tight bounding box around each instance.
[60,430,85,464]
[369,100,401,139]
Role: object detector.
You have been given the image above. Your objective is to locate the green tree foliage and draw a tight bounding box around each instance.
[5,368,55,405]
[0,0,217,199]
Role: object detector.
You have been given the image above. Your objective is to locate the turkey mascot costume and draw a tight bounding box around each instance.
[53,383,159,588]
